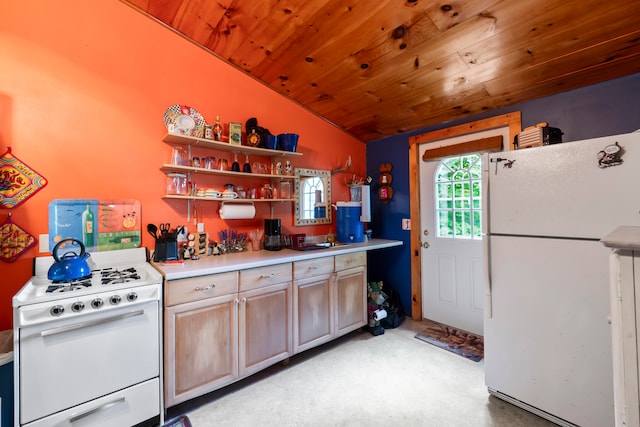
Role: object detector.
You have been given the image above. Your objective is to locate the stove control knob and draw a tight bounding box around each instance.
[50,305,65,316]
[91,298,104,309]
[71,301,85,312]
[110,295,121,305]
[127,292,138,302]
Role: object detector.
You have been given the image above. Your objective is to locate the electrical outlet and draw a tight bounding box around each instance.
[39,234,49,253]
[402,218,411,230]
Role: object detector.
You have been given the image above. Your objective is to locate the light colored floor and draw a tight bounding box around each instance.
[168,318,557,427]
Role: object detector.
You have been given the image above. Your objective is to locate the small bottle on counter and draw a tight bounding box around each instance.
[213,115,223,141]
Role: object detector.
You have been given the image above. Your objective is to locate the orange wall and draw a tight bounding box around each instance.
[0,0,365,330]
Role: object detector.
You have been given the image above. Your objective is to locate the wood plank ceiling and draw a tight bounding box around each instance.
[123,0,640,142]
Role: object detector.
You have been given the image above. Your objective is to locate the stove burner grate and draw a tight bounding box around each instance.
[47,278,92,293]
[100,267,140,285]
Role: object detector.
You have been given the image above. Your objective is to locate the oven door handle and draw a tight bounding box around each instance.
[40,310,145,337]
[69,396,125,423]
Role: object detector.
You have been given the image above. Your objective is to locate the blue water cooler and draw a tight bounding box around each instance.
[336,185,371,243]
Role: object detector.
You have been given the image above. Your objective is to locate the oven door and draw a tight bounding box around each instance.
[19,300,160,424]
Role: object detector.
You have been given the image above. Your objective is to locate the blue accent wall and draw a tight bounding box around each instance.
[366,72,640,317]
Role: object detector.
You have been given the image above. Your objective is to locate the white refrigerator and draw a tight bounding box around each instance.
[483,131,640,427]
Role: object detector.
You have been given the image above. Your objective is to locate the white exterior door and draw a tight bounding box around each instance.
[419,127,509,335]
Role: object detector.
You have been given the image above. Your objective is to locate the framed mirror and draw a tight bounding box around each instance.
[295,168,332,226]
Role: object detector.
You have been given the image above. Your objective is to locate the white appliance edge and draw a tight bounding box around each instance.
[483,131,640,427]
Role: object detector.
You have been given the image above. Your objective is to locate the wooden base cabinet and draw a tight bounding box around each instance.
[293,257,335,353]
[239,281,292,377]
[293,252,367,353]
[164,252,368,408]
[238,263,293,377]
[335,265,367,337]
[164,271,239,407]
[165,294,238,406]
[164,265,293,408]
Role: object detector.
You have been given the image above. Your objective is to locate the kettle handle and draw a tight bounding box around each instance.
[51,238,86,262]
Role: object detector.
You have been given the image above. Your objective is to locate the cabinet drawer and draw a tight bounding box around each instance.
[294,257,334,279]
[166,271,238,306]
[240,263,292,291]
[335,252,366,271]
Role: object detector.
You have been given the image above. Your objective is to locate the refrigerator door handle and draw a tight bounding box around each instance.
[483,235,492,319]
[482,153,493,318]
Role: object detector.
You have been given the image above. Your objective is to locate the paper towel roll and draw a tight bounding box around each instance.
[360,185,371,222]
[373,309,387,321]
[219,202,256,219]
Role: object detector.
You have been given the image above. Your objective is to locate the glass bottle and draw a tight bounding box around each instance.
[82,203,95,247]
[242,154,252,173]
[231,153,240,172]
[212,115,223,141]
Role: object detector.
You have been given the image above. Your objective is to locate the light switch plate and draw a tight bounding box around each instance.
[402,218,411,230]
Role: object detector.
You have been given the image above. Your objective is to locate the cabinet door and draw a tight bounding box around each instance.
[239,281,292,377]
[334,266,367,337]
[165,294,238,407]
[294,273,334,353]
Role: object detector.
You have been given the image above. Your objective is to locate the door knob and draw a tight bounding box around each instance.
[422,242,430,249]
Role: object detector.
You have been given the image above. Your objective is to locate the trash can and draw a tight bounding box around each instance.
[0,330,14,427]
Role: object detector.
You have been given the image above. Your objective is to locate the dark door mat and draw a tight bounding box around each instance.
[415,319,484,362]
[163,415,192,427]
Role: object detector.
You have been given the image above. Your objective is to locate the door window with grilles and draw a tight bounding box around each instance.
[434,155,482,239]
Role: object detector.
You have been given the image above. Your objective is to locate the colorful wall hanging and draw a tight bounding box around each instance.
[0,147,48,208]
[0,213,38,262]
[378,163,394,203]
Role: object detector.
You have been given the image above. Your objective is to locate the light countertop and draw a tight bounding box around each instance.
[153,238,403,280]
[601,226,640,250]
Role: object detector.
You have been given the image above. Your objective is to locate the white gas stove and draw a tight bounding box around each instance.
[13,247,164,427]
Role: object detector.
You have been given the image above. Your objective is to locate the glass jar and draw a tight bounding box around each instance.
[166,173,187,195]
[170,146,185,166]
[260,184,272,199]
[279,181,291,199]
[237,185,246,199]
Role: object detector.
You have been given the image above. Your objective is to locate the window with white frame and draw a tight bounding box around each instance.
[434,154,482,239]
[301,177,324,219]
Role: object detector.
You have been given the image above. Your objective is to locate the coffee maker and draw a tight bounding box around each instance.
[264,219,281,251]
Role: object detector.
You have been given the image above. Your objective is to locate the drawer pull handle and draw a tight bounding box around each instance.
[310,265,321,270]
[195,284,216,292]
[260,273,275,279]
[69,396,125,423]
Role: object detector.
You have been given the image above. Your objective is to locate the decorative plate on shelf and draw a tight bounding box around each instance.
[163,104,206,138]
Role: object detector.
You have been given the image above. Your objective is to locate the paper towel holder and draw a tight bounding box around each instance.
[219,202,256,219]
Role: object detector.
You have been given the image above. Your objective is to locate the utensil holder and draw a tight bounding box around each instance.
[153,235,178,262]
